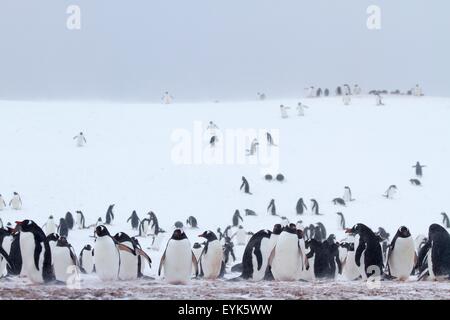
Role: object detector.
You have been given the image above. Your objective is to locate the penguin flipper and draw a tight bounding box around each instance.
[117,243,135,255]
[158,251,166,276]
[136,248,152,268]
[254,248,263,271]
[191,251,199,277]
[268,248,276,267]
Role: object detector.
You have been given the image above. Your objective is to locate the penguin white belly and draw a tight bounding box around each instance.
[299,254,315,281]
[94,237,119,281]
[141,221,149,236]
[250,239,271,282]
[200,241,223,279]
[151,233,165,251]
[19,233,44,283]
[118,250,138,280]
[76,215,83,229]
[192,247,203,276]
[162,240,192,284]
[356,250,367,280]
[10,198,21,210]
[271,234,301,281]
[45,222,56,236]
[343,190,351,202]
[53,247,75,282]
[389,237,415,281]
[81,251,94,274]
[0,199,5,210]
[76,136,85,147]
[0,236,12,276]
[297,106,304,116]
[343,251,360,281]
[235,231,247,246]
[427,248,435,280]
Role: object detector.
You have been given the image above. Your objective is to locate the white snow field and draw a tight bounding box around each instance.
[0,95,450,299]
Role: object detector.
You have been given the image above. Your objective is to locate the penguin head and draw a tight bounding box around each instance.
[397,226,411,238]
[336,212,343,217]
[13,192,18,195]
[272,224,282,235]
[428,224,449,242]
[59,218,66,224]
[49,215,54,219]
[193,242,202,249]
[56,237,70,247]
[171,228,187,240]
[14,220,39,233]
[95,225,110,237]
[83,244,92,251]
[327,234,336,243]
[346,223,371,235]
[174,221,184,229]
[114,232,132,244]
[296,229,304,239]
[199,230,218,242]
[46,233,60,242]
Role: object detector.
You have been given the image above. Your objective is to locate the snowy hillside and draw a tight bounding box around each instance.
[0,95,450,297]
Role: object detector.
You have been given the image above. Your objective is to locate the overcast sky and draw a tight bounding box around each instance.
[0,0,448,102]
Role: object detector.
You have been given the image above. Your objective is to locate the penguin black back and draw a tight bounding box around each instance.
[105,204,115,225]
[65,212,74,230]
[57,218,69,238]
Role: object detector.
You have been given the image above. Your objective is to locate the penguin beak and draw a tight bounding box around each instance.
[198,234,204,238]
[12,221,23,234]
[345,228,353,234]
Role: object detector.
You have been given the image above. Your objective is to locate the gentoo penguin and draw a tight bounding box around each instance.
[343,186,355,202]
[280,104,290,119]
[266,132,277,146]
[245,209,257,216]
[65,212,74,230]
[223,236,236,265]
[15,220,55,283]
[383,185,397,199]
[264,174,273,181]
[57,218,69,238]
[386,226,416,280]
[73,132,87,147]
[209,135,218,147]
[158,229,198,284]
[310,199,321,215]
[336,212,346,230]
[246,138,259,156]
[275,174,285,182]
[198,231,223,279]
[412,162,426,178]
[296,102,309,116]
[269,224,304,281]
[131,237,149,278]
[240,176,252,194]
[346,224,384,280]
[7,229,22,276]
[232,210,243,227]
[46,233,60,259]
[79,244,94,274]
[43,216,57,236]
[105,204,115,225]
[314,223,327,242]
[93,225,120,281]
[206,121,219,136]
[232,226,247,245]
[332,198,346,206]
[442,212,450,228]
[174,221,184,229]
[267,199,277,216]
[113,232,138,280]
[53,237,78,283]
[240,229,273,281]
[138,217,151,237]
[0,194,6,210]
[186,216,198,228]
[424,224,450,280]
[296,198,308,215]
[127,211,140,230]
[0,228,13,277]
[409,179,421,186]
[340,241,360,280]
[9,192,22,210]
[76,211,86,229]
[376,227,390,261]
[306,238,338,279]
[147,211,160,236]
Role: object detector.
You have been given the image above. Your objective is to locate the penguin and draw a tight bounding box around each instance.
[310,199,321,215]
[343,186,355,202]
[296,102,309,116]
[280,104,290,119]
[332,198,346,206]
[57,218,69,238]
[7,229,22,276]
[336,86,342,96]
[113,232,139,281]
[76,211,86,229]
[9,192,22,210]
[267,199,277,216]
[43,216,57,236]
[53,237,78,283]
[174,221,184,229]
[130,236,149,278]
[0,194,6,210]
[162,91,173,104]
[158,229,198,284]
[46,233,60,258]
[79,244,94,274]
[198,231,223,279]
[240,176,252,194]
[232,226,248,246]
[0,228,13,277]
[375,93,384,106]
[245,209,257,216]
[138,217,151,237]
[246,139,259,156]
[324,89,330,97]
[315,223,327,242]
[206,121,219,136]
[209,135,218,147]
[386,226,416,281]
[127,211,140,230]
[105,204,115,225]
[264,174,273,181]
[95,217,103,227]
[232,210,243,227]
[346,224,384,280]
[73,132,87,147]
[275,174,285,182]
[14,220,55,283]
[336,212,346,230]
[376,227,390,261]
[223,236,236,265]
[409,179,421,186]
[266,132,277,146]
[186,216,198,228]
[93,225,120,281]
[192,243,203,263]
[316,88,322,97]
[412,162,426,178]
[442,212,450,228]
[65,212,74,230]
[240,229,273,281]
[306,238,338,279]
[147,211,160,236]
[423,224,450,280]
[296,198,308,215]
[340,241,360,280]
[383,185,397,199]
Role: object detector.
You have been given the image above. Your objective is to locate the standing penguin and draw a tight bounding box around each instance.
[266,132,277,146]
[280,105,290,119]
[296,102,309,116]
[198,231,223,279]
[240,176,252,194]
[375,93,384,106]
[162,91,173,104]
[343,186,355,202]
[127,211,140,230]
[310,199,321,215]
[93,225,120,281]
[138,217,151,237]
[43,216,57,236]
[0,194,6,210]
[232,226,248,246]
[332,198,346,206]
[240,228,274,281]
[114,232,139,281]
[76,211,86,229]
[148,211,160,236]
[423,224,450,280]
[0,228,13,277]
[9,192,22,210]
[53,237,78,283]
[316,88,322,97]
[186,216,198,228]
[267,199,277,216]
[73,132,87,147]
[105,204,115,225]
[7,229,22,276]
[158,229,198,284]
[246,138,259,156]
[340,241,360,281]
[65,212,74,230]
[14,220,55,283]
[232,210,243,227]
[343,93,351,105]
[383,185,398,199]
[386,226,416,281]
[336,86,342,96]
[336,212,346,230]
[57,218,69,238]
[442,212,450,228]
[206,121,219,136]
[223,236,236,265]
[79,244,94,274]
[296,198,308,215]
[412,162,426,178]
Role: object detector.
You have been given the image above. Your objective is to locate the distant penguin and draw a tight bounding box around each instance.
[76,211,86,229]
[315,223,327,242]
[424,224,450,280]
[105,204,115,225]
[280,104,290,119]
[79,244,94,274]
[296,102,309,116]
[233,226,248,246]
[65,212,74,230]
[223,236,236,265]
[442,212,450,228]
[240,228,273,281]
[73,132,87,147]
[186,216,198,228]
[412,162,426,178]
[95,217,103,227]
[336,86,342,96]
[209,135,218,147]
[198,231,223,279]
[174,221,184,229]
[148,211,160,236]
[138,217,151,237]
[275,174,285,182]
[332,198,346,206]
[386,226,416,280]
[266,132,277,146]
[127,211,140,230]
[246,138,259,156]
[57,218,69,238]
[158,229,198,284]
[264,174,273,181]
[240,176,252,194]
[310,199,321,215]
[53,237,78,283]
[206,121,219,136]
[0,228,13,277]
[15,220,54,283]
[383,185,397,199]
[93,225,120,281]
[324,88,330,96]
[410,179,421,186]
[267,199,277,216]
[336,212,346,230]
[0,194,6,210]
[376,227,390,260]
[296,198,308,215]
[232,210,243,227]
[43,216,57,236]
[343,186,355,202]
[245,209,257,216]
[9,192,22,210]
[316,88,322,97]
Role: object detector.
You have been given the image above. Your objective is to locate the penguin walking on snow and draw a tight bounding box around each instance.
[267,199,277,216]
[386,226,416,280]
[343,186,355,202]
[198,231,223,279]
[442,212,450,228]
[232,226,248,245]
[57,218,69,238]
[105,204,115,225]
[53,237,78,283]
[79,244,94,274]
[159,229,198,284]
[76,211,86,229]
[296,102,309,116]
[232,210,243,227]
[93,225,120,281]
[65,212,74,230]
[0,194,6,210]
[43,216,57,236]
[412,162,426,178]
[240,176,252,194]
[296,198,308,215]
[310,199,321,215]
[9,192,22,210]
[336,212,346,230]
[383,185,397,199]
[73,132,87,147]
[127,211,140,230]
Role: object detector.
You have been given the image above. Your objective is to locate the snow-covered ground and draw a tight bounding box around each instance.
[0,95,449,299]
